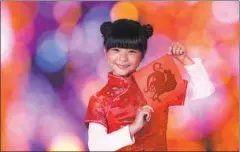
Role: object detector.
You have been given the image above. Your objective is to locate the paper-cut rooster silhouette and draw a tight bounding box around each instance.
[144,62,177,102]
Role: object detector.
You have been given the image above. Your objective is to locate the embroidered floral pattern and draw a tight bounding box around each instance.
[85,72,188,151]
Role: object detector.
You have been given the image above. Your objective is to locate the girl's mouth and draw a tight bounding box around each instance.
[117,64,130,69]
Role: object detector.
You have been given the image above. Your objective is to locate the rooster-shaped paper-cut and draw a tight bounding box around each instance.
[144,62,177,102]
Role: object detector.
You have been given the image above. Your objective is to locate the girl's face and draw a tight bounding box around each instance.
[106,48,142,77]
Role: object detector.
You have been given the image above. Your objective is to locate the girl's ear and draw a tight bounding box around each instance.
[104,48,107,56]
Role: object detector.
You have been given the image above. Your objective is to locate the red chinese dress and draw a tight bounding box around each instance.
[85,71,188,151]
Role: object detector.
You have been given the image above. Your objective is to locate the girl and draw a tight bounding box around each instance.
[85,19,215,151]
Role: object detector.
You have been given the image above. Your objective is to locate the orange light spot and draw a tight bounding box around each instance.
[111,2,139,21]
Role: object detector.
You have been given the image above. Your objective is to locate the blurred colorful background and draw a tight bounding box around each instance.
[1,1,239,151]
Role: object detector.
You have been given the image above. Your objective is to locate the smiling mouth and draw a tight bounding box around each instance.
[116,64,130,69]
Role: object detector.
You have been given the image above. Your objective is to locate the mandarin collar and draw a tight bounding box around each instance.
[107,72,136,88]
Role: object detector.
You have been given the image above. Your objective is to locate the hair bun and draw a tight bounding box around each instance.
[100,21,112,37]
[143,24,153,39]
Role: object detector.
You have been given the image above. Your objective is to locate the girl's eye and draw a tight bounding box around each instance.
[129,50,136,53]
[112,49,119,52]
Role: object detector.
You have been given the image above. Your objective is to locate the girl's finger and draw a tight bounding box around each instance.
[142,111,151,122]
[177,43,185,54]
[179,48,184,55]
[172,43,178,55]
[141,105,154,112]
[177,46,183,55]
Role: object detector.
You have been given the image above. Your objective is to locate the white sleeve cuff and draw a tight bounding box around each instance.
[184,58,203,74]
[88,123,135,151]
[184,57,215,101]
[107,125,135,150]
[125,125,135,144]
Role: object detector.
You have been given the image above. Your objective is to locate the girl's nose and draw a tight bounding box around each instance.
[119,52,128,62]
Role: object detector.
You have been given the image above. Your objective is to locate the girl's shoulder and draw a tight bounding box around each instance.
[90,85,112,103]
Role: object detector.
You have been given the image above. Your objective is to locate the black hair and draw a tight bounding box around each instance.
[100,19,153,57]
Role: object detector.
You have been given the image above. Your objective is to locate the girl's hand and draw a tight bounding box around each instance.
[129,105,154,136]
[168,42,194,65]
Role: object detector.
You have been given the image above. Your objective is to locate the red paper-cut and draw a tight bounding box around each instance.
[133,54,186,107]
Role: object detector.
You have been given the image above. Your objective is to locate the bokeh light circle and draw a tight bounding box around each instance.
[139,34,174,68]
[69,26,84,52]
[96,58,111,83]
[184,30,214,58]
[185,1,199,6]
[80,20,104,54]
[206,18,239,45]
[212,1,239,24]
[81,78,105,107]
[48,132,85,151]
[111,2,139,21]
[77,5,111,55]
[53,2,81,27]
[203,50,232,88]
[190,2,212,30]
[169,87,229,140]
[5,2,38,31]
[39,109,76,145]
[5,101,32,151]
[36,31,68,73]
[215,43,239,76]
[38,2,55,19]
[1,4,14,66]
